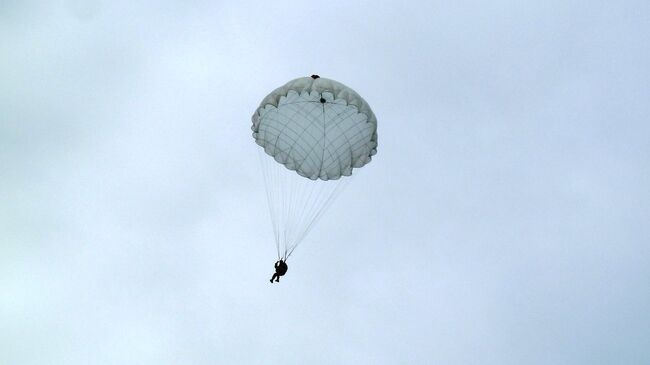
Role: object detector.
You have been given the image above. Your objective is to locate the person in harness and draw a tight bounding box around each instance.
[270,259,288,283]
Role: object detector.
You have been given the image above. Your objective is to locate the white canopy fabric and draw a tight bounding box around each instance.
[252,76,378,180]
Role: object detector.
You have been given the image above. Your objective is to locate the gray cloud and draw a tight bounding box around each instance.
[1,1,649,364]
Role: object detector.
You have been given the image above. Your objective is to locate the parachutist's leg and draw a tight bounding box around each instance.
[270,274,277,283]
[275,276,280,282]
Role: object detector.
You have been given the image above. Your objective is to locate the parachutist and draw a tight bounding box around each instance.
[270,260,288,283]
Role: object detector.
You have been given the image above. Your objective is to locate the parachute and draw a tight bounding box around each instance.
[252,75,378,261]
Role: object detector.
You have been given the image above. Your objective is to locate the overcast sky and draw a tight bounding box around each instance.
[1,1,649,364]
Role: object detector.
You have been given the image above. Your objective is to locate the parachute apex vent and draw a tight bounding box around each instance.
[311,74,320,79]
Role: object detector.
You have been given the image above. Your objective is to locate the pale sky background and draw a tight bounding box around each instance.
[1,1,649,364]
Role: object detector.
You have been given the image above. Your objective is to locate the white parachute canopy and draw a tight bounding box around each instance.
[252,75,377,260]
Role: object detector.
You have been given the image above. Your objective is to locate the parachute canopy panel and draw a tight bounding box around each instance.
[252,76,378,180]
